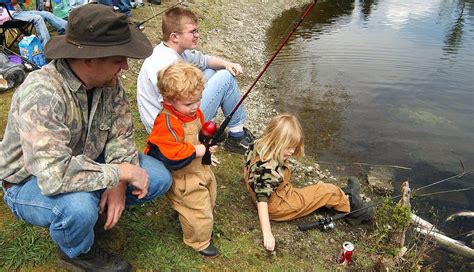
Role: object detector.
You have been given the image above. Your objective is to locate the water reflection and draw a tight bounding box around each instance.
[266,0,474,212]
[266,2,473,268]
[266,0,355,50]
[442,0,467,55]
[359,0,377,22]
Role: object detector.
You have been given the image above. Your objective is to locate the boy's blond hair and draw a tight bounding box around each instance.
[254,113,305,164]
[158,62,205,101]
[162,7,198,42]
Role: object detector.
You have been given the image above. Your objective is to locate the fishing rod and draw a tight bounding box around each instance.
[201,0,319,164]
[299,167,474,231]
[135,1,183,30]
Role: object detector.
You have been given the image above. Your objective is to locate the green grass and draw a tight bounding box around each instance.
[0,221,55,269]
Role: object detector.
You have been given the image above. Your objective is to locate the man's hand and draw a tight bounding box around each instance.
[225,62,243,76]
[118,163,149,199]
[99,181,127,230]
[263,232,275,252]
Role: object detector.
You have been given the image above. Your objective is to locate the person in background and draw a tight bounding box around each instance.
[0,0,67,46]
[0,4,171,271]
[137,6,254,155]
[244,113,374,252]
[97,0,131,17]
[39,0,86,20]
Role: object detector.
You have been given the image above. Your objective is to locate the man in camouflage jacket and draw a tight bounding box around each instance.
[0,4,171,271]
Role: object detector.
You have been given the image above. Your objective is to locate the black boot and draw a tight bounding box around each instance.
[198,243,220,258]
[57,244,132,272]
[343,177,374,225]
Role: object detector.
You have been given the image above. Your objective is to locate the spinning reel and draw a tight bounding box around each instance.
[298,216,336,232]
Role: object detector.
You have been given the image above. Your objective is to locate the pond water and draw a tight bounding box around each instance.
[266,0,473,256]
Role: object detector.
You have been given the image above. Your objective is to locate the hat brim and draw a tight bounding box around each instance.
[45,25,152,59]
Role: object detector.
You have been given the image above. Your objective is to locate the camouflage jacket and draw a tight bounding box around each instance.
[0,59,139,195]
[245,144,288,202]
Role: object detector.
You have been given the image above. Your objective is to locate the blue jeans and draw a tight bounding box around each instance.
[13,11,67,46]
[200,69,247,128]
[2,153,171,258]
[97,0,131,17]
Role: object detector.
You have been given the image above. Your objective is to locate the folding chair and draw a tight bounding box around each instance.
[0,3,34,49]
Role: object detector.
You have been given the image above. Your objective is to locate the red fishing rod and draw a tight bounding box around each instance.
[201,0,319,164]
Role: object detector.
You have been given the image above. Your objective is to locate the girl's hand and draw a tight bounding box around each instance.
[263,232,275,252]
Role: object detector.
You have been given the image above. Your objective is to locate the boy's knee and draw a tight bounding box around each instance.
[213,69,235,82]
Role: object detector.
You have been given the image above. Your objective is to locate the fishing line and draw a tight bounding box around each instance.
[414,186,474,197]
[315,161,412,170]
[299,168,474,231]
[350,169,473,217]
[135,1,183,30]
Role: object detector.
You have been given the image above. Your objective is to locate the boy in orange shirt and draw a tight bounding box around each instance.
[145,62,220,257]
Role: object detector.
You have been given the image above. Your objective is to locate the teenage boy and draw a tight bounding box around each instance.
[137,6,253,155]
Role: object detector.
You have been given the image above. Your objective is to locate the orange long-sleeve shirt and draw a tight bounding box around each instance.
[145,104,204,170]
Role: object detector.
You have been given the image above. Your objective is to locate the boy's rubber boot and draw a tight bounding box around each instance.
[199,244,220,258]
[343,177,374,225]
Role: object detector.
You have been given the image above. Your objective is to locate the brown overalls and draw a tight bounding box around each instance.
[244,156,350,221]
[164,109,217,251]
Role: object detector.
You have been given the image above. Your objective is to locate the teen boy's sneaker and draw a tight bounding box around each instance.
[57,244,132,271]
[224,127,254,154]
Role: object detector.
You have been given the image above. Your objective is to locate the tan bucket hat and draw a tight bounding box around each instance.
[45,3,152,59]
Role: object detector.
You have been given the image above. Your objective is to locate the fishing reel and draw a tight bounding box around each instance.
[298,217,336,232]
[200,121,217,165]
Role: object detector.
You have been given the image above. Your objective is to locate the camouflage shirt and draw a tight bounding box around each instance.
[0,59,139,195]
[245,144,286,202]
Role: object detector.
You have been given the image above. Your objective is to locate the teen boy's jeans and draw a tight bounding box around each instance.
[2,153,171,258]
[200,69,247,129]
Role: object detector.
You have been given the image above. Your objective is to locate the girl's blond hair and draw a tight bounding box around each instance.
[254,113,305,164]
